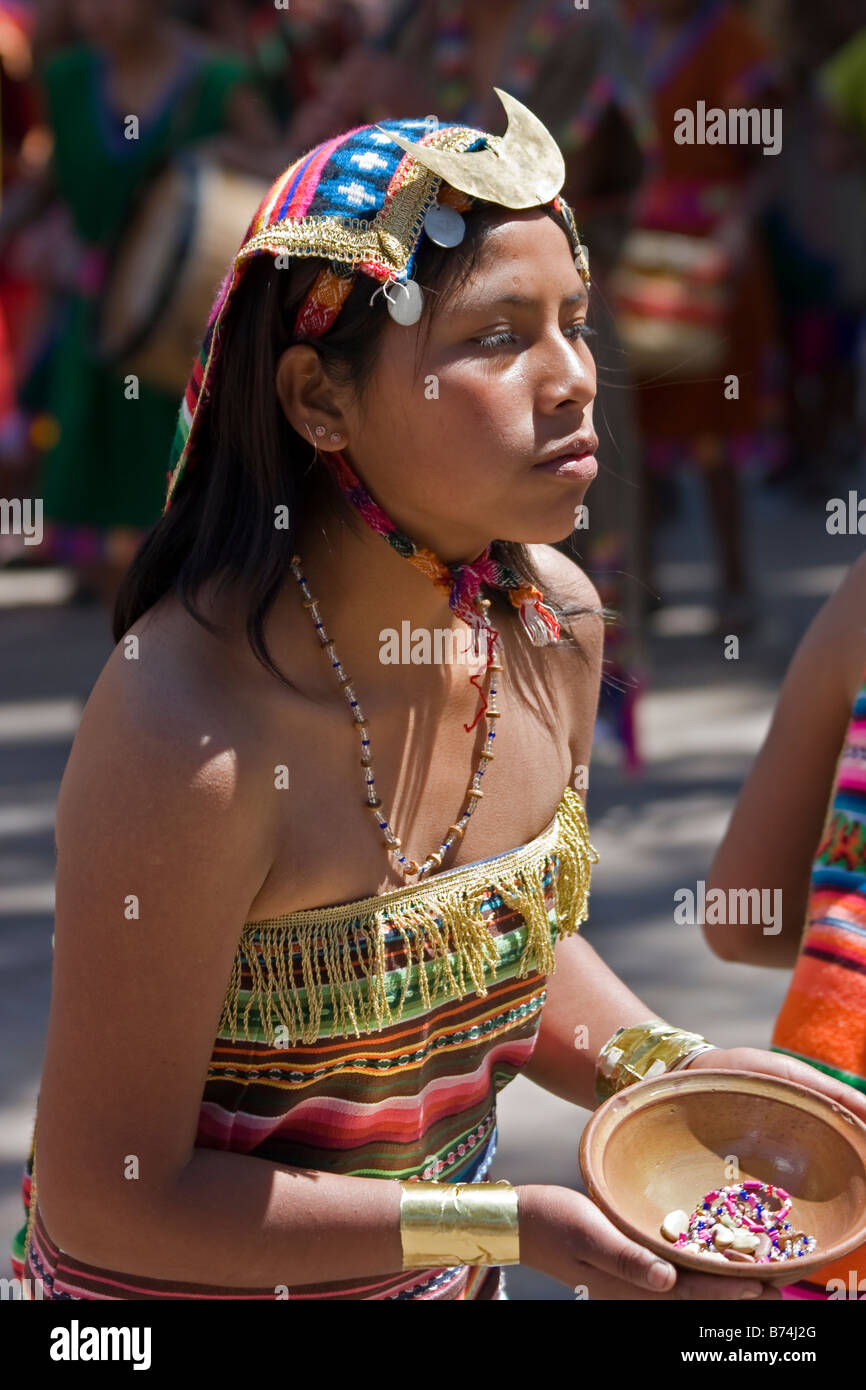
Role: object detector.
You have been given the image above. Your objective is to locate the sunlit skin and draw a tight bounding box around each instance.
[278,207,599,566]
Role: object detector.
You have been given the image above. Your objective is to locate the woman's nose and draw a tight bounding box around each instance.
[537,328,596,409]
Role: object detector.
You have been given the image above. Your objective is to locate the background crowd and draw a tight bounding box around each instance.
[1,0,865,1300]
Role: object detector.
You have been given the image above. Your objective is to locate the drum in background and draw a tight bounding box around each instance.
[96,155,270,397]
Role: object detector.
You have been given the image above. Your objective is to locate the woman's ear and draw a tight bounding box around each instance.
[275,343,349,447]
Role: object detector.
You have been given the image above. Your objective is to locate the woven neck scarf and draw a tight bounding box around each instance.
[318,446,560,734]
[321,442,561,654]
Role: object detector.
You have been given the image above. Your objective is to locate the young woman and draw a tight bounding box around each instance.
[12,103,866,1301]
[704,552,866,1298]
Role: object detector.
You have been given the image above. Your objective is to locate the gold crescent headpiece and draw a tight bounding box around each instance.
[375,88,566,209]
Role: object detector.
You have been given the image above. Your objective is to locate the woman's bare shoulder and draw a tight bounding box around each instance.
[59,592,278,849]
[90,594,240,743]
[526,542,602,608]
[526,543,604,642]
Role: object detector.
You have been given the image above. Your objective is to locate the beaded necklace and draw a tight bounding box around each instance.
[295,435,561,884]
[290,552,501,882]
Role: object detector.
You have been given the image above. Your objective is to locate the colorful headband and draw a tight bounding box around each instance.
[163,89,590,511]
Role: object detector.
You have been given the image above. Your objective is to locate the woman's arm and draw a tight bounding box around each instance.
[703,554,866,968]
[521,552,866,1120]
[522,930,671,1108]
[33,634,404,1288]
[521,895,866,1133]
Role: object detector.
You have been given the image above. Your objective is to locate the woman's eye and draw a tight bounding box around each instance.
[473,322,596,349]
[474,329,517,348]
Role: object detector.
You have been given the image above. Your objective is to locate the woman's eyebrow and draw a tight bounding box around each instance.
[458,289,589,312]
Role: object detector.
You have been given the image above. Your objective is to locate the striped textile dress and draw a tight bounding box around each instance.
[771,666,866,1300]
[10,785,596,1300]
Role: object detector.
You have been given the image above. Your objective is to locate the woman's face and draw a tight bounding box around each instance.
[344,208,598,564]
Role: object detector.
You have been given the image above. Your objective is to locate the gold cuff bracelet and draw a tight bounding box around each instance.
[595,1018,716,1105]
[398,1179,520,1269]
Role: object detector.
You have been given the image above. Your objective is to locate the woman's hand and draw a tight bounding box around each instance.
[518,1185,781,1299]
[683,1046,866,1129]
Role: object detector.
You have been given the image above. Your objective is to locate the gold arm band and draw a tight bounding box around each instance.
[595,1018,716,1105]
[398,1179,520,1269]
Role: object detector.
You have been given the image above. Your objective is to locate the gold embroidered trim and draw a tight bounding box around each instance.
[219,786,598,1047]
[239,126,492,279]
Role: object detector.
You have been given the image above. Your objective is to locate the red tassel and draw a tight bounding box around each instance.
[463,626,500,733]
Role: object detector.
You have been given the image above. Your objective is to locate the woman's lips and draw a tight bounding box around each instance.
[532,452,598,479]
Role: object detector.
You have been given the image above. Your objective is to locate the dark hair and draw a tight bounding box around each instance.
[113,200,602,701]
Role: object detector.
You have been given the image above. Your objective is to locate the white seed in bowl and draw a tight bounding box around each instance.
[661,1210,690,1242]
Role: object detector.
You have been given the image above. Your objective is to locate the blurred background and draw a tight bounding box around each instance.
[1,0,864,1298]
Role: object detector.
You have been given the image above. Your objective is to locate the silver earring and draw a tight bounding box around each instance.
[330,431,342,442]
[314,424,326,437]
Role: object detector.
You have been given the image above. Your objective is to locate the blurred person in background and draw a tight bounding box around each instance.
[759,2,866,501]
[0,1,43,516]
[283,0,654,771]
[620,0,785,635]
[197,0,371,130]
[814,23,866,475]
[0,0,280,608]
[703,552,866,1298]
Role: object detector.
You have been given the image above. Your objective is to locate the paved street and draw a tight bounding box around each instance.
[1,469,862,1298]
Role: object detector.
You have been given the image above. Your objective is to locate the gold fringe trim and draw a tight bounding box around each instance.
[218,787,599,1048]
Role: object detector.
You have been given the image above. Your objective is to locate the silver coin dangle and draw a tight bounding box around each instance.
[385,278,424,325]
[423,199,466,248]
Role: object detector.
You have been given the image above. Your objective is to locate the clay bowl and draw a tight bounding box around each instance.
[579,1069,866,1282]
